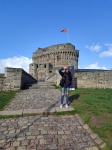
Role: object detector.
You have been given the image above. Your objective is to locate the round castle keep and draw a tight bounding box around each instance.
[29,43,79,81]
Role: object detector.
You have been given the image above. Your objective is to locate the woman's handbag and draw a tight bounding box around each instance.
[59,78,65,87]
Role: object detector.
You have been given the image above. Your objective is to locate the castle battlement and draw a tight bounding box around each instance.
[30,43,79,81]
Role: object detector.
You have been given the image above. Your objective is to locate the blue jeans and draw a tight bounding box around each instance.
[60,87,69,105]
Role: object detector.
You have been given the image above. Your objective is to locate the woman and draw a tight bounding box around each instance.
[59,66,72,108]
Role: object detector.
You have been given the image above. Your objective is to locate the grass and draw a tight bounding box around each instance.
[0,90,19,111]
[56,87,112,150]
[71,88,112,115]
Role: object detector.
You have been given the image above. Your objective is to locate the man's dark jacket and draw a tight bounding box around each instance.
[59,68,72,88]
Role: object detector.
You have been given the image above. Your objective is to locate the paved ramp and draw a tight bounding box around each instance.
[4,89,61,110]
[0,88,106,149]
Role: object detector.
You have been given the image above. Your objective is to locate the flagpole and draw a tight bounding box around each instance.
[60,29,69,43]
[67,31,69,42]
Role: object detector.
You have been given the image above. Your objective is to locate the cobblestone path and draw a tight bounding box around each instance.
[0,89,104,149]
[4,89,61,110]
[0,115,100,150]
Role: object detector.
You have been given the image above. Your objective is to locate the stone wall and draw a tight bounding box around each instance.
[3,68,22,91]
[21,69,37,88]
[47,69,112,89]
[75,71,112,88]
[3,67,37,91]
[1,67,112,90]
[0,74,5,91]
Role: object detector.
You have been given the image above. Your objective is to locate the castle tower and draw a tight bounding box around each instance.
[29,43,79,81]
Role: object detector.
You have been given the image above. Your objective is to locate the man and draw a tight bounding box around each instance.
[59,66,72,108]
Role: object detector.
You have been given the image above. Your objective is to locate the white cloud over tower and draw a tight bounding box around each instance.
[0,56,32,73]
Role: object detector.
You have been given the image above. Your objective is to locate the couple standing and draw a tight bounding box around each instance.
[59,66,72,108]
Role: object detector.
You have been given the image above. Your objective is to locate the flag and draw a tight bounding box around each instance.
[60,29,68,32]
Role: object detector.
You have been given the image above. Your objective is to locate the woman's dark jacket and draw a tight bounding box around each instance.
[59,68,72,88]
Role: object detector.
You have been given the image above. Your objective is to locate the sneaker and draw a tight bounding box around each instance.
[66,104,68,108]
[60,104,63,108]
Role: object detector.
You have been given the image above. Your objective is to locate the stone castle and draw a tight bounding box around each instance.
[29,43,79,81]
[0,43,112,91]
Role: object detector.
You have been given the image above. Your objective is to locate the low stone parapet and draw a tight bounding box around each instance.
[2,67,37,91]
[75,70,112,88]
[0,74,5,91]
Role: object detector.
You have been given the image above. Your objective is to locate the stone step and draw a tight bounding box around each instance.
[29,85,55,89]
[29,82,55,89]
[0,107,74,116]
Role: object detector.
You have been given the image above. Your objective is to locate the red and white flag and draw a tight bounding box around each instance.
[60,29,68,32]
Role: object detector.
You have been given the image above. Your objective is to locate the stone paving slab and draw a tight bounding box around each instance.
[0,106,74,116]
[0,110,23,116]
[85,147,99,150]
[0,115,103,150]
[23,107,56,116]
[55,106,74,112]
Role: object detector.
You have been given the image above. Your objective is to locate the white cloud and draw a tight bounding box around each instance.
[100,50,112,57]
[100,43,112,57]
[104,43,112,47]
[85,42,112,58]
[84,62,107,70]
[85,44,102,52]
[0,56,32,73]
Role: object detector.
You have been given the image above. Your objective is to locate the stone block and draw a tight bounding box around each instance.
[75,114,84,125]
[100,143,106,148]
[83,124,89,130]
[23,107,56,116]
[85,146,99,150]
[55,106,74,112]
[90,133,98,139]
[0,110,23,116]
[95,137,103,145]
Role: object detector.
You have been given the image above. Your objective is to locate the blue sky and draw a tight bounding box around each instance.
[0,0,112,73]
